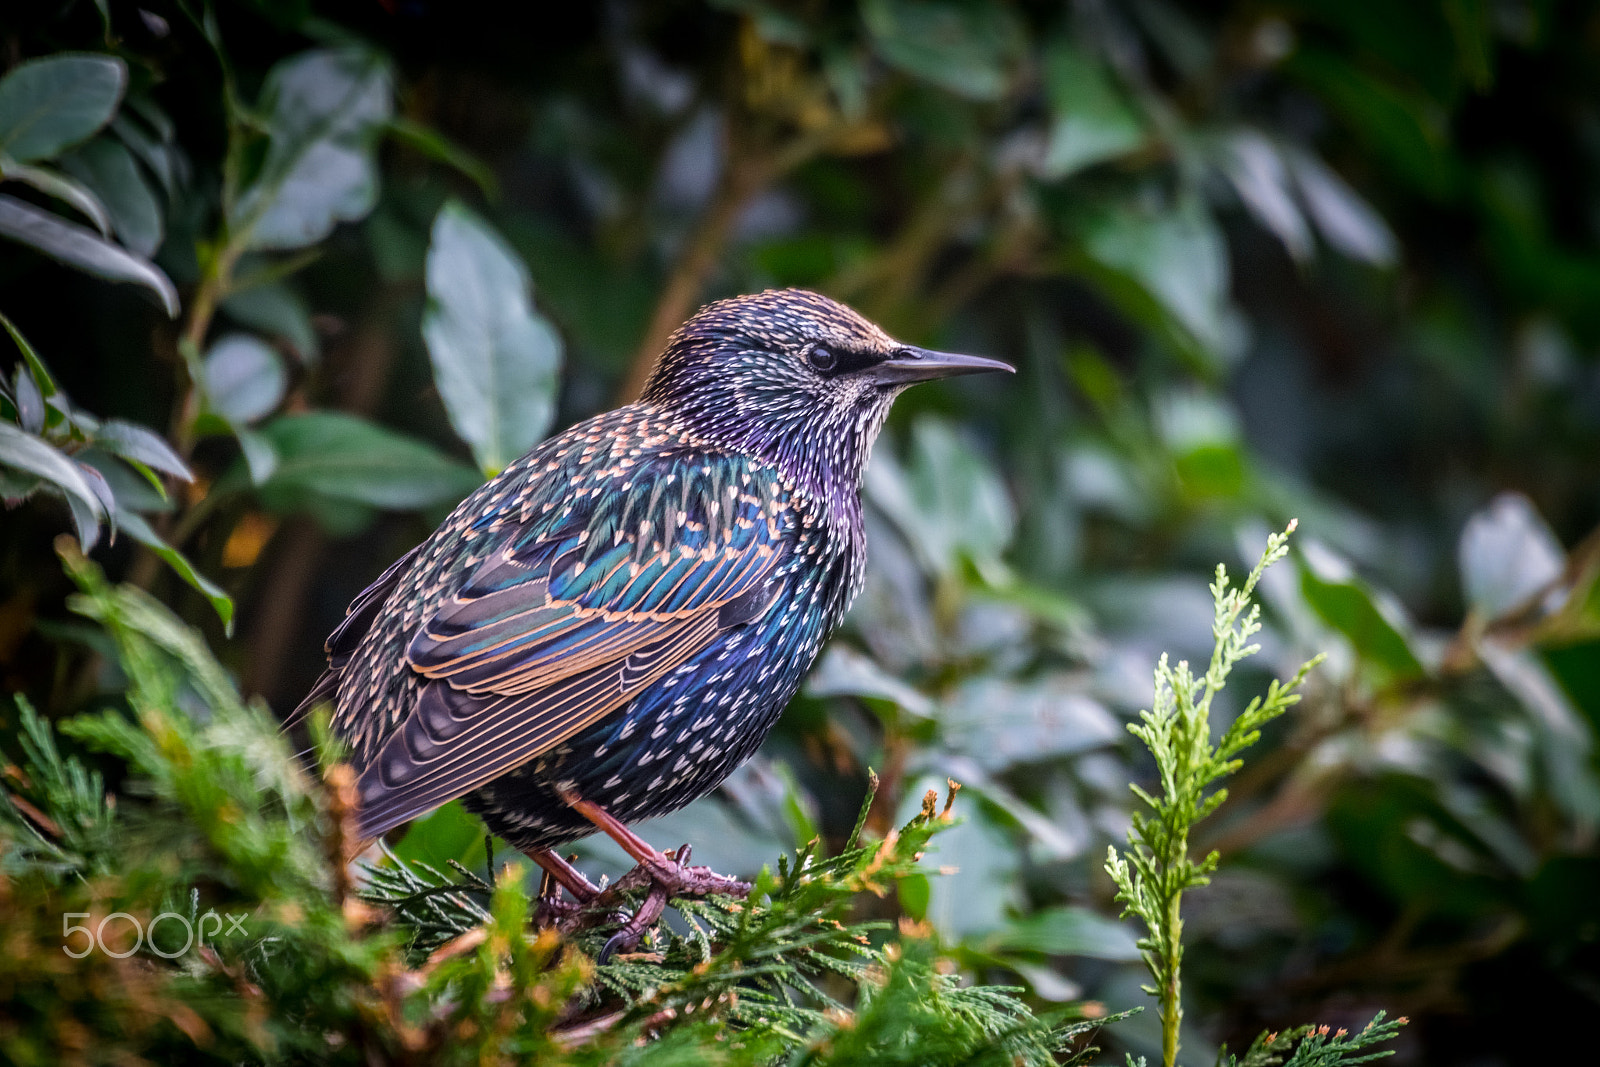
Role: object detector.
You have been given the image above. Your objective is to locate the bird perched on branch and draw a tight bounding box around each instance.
[294,288,1010,948]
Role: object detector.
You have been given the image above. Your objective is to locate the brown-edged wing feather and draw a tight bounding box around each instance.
[352,518,783,839]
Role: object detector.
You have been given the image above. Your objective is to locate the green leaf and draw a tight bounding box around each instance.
[0,193,178,316]
[390,800,490,873]
[0,158,113,235]
[0,308,56,395]
[862,0,1025,101]
[1219,131,1311,261]
[804,644,933,715]
[92,419,192,482]
[1082,195,1243,364]
[59,136,163,256]
[255,411,480,512]
[0,421,103,521]
[1459,492,1564,619]
[71,460,116,550]
[234,49,392,251]
[110,112,175,196]
[1284,146,1397,265]
[234,427,278,485]
[986,906,1142,961]
[938,677,1120,769]
[384,117,497,199]
[12,363,44,433]
[201,334,287,426]
[423,200,563,475]
[222,282,319,362]
[117,510,234,632]
[1040,42,1144,179]
[0,53,126,163]
[866,416,1015,581]
[1298,545,1425,679]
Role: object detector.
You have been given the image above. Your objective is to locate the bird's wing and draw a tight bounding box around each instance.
[353,454,788,838]
[284,544,421,733]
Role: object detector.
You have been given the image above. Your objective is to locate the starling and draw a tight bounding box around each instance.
[295,288,1010,925]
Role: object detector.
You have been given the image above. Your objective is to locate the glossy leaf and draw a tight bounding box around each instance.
[235,49,392,251]
[0,193,177,316]
[201,334,287,426]
[805,644,933,716]
[92,419,192,482]
[867,416,1015,580]
[1459,492,1565,620]
[1040,42,1144,179]
[1221,131,1312,261]
[422,200,563,475]
[118,510,234,632]
[0,53,126,163]
[255,411,479,512]
[862,0,1024,101]
[1299,543,1425,679]
[986,906,1142,961]
[1083,195,1243,363]
[12,363,44,433]
[60,136,163,256]
[937,677,1120,770]
[0,158,112,235]
[1285,146,1398,265]
[222,282,318,362]
[0,421,103,520]
[0,308,56,395]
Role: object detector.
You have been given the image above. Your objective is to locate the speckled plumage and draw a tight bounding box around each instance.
[296,289,1008,852]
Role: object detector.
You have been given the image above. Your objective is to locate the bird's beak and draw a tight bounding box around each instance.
[871,346,1015,386]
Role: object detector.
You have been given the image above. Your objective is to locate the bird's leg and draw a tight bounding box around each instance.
[558,789,752,899]
[526,847,601,903]
[597,879,671,964]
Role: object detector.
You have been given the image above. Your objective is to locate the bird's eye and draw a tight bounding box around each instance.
[808,346,837,373]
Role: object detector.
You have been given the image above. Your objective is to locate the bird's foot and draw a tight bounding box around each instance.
[593,845,750,962]
[635,843,752,900]
[552,790,752,959]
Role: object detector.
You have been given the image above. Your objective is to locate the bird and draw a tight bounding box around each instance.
[293,288,1011,938]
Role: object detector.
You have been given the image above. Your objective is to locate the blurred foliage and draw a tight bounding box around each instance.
[1,0,1598,1063]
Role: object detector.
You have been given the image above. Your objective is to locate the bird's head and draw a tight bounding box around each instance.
[643,289,1012,507]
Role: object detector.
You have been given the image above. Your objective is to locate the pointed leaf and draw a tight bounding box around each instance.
[93,419,192,481]
[255,411,480,512]
[0,421,102,519]
[0,158,113,235]
[59,136,163,256]
[1221,130,1311,261]
[0,193,177,316]
[862,0,1025,101]
[423,200,563,474]
[12,363,44,433]
[1285,146,1398,265]
[987,906,1142,961]
[1459,492,1565,619]
[1040,42,1144,179]
[118,510,234,632]
[0,309,55,395]
[222,282,318,361]
[234,49,392,251]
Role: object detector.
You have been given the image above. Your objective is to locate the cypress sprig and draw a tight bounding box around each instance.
[1105,522,1325,1067]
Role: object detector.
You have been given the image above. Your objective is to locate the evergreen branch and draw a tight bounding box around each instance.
[1106,523,1324,1067]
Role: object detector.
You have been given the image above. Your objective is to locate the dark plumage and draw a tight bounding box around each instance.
[296,288,1010,869]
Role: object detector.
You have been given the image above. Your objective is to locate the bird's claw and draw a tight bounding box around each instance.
[588,844,750,960]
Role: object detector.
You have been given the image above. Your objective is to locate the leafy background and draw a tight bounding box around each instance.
[1,1,1598,1063]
